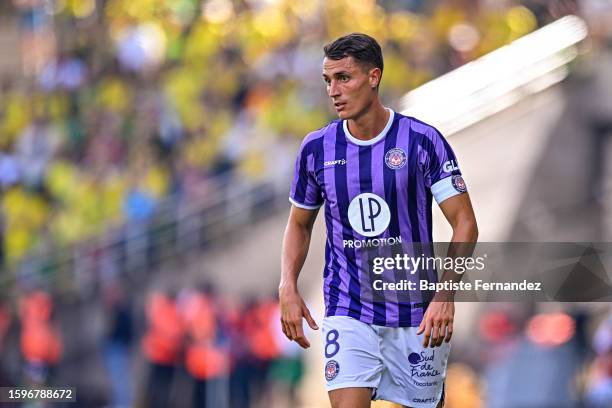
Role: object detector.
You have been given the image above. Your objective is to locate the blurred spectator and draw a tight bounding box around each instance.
[586,313,612,407]
[124,187,157,223]
[0,298,12,387]
[15,116,59,189]
[0,151,20,188]
[227,299,256,408]
[13,0,56,75]
[484,311,585,408]
[39,52,88,92]
[226,295,290,408]
[243,297,283,407]
[18,290,62,386]
[141,289,184,408]
[101,280,134,408]
[268,304,305,407]
[180,284,230,408]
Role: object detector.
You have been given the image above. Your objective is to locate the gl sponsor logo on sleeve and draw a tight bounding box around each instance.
[442,160,459,172]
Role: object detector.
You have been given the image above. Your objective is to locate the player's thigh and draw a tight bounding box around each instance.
[322,316,382,390]
[329,387,373,408]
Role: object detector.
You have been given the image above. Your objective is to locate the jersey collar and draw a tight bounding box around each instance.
[343,108,394,146]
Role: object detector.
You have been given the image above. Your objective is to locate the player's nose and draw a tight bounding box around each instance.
[328,80,341,97]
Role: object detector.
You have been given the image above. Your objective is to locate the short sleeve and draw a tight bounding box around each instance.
[289,138,323,210]
[420,128,468,205]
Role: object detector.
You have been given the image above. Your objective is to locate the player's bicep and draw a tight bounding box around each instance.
[288,205,319,231]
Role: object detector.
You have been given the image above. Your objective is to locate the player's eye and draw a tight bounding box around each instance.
[339,75,349,82]
[323,78,330,85]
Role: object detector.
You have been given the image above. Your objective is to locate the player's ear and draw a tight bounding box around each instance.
[369,67,381,89]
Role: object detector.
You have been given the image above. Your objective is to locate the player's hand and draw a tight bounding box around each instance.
[416,301,455,348]
[279,287,319,348]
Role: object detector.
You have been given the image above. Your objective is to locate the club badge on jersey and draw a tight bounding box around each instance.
[325,360,340,381]
[385,147,407,170]
[451,175,467,193]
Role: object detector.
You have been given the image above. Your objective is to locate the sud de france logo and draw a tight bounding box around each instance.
[409,351,441,379]
[385,147,407,170]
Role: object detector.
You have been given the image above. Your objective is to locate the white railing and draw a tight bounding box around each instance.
[2,174,290,295]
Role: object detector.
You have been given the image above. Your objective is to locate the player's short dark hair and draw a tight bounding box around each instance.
[323,33,384,76]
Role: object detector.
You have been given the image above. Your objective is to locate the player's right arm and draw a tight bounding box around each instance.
[279,205,320,348]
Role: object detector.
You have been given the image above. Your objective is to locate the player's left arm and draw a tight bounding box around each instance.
[417,192,478,348]
[439,192,478,244]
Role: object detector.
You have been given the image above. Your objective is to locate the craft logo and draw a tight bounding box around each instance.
[413,397,437,404]
[385,148,407,170]
[324,159,347,167]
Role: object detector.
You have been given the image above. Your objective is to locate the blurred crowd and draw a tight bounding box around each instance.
[1,289,612,408]
[0,0,556,269]
[0,285,304,408]
[138,286,303,408]
[442,305,612,408]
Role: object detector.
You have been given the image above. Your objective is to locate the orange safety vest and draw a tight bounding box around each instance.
[182,292,229,380]
[182,292,216,342]
[247,301,281,361]
[19,292,62,364]
[20,291,52,323]
[142,292,185,365]
[185,344,229,380]
[21,323,62,364]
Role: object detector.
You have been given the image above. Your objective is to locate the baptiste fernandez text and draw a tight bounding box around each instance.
[372,279,542,292]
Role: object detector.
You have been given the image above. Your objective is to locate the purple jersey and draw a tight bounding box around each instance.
[289,110,467,327]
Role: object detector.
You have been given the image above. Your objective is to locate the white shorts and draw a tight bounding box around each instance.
[322,316,450,408]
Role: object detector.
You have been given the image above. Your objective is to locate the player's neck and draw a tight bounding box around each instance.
[346,103,390,141]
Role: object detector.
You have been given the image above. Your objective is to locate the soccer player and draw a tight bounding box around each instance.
[279,33,478,408]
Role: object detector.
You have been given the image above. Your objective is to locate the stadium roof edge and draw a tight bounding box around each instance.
[399,15,588,136]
